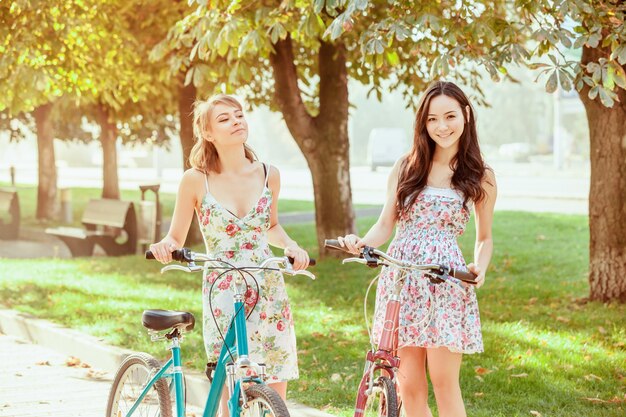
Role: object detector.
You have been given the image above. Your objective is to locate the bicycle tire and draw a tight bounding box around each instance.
[363,376,398,417]
[106,352,173,417]
[241,384,291,417]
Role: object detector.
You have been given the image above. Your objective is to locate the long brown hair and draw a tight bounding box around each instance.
[189,94,256,173]
[396,81,489,217]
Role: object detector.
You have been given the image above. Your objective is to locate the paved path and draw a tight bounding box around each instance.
[0,332,112,417]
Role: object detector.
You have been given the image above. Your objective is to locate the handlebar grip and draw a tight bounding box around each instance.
[450,268,478,284]
[324,239,349,252]
[287,256,316,266]
[145,249,191,262]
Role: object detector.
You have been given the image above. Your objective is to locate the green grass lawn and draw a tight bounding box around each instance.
[1,211,625,416]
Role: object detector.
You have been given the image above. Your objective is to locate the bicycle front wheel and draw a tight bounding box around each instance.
[106,353,173,417]
[363,376,398,417]
[241,384,290,417]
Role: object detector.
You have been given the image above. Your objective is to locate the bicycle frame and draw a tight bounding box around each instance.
[123,287,258,417]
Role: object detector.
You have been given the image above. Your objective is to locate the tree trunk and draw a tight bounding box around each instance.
[270,37,355,256]
[178,77,203,246]
[579,46,626,302]
[179,79,197,170]
[96,104,120,200]
[33,103,58,220]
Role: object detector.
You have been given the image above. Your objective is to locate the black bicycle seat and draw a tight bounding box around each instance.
[142,309,195,331]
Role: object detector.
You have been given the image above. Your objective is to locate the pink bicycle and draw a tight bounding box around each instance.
[324,239,478,417]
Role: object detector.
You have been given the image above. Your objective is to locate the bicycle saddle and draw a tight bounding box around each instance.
[142,309,195,331]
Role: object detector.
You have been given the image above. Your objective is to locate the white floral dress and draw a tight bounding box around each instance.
[372,186,483,354]
[196,164,298,381]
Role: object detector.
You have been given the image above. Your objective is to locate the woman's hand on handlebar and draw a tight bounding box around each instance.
[466,263,485,288]
[149,239,180,264]
[284,244,310,271]
[337,234,365,255]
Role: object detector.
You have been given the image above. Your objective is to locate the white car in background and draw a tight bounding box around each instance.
[367,128,410,171]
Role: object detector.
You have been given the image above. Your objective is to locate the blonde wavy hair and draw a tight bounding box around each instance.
[189,94,257,173]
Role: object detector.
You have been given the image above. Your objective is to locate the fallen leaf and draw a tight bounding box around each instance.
[597,326,607,334]
[506,365,516,370]
[474,367,492,375]
[474,392,484,397]
[556,316,570,323]
[584,374,603,381]
[330,373,342,382]
[80,362,91,368]
[528,297,538,305]
[66,356,81,367]
[475,375,484,382]
[85,369,108,380]
[536,235,546,241]
[582,397,609,403]
[15,373,22,377]
[511,373,529,378]
[530,411,542,417]
[584,355,592,361]
[35,361,51,366]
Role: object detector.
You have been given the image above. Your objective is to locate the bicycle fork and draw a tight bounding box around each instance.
[354,297,401,417]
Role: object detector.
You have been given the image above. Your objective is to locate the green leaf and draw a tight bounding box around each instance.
[374,38,384,54]
[573,35,587,49]
[558,69,572,91]
[189,41,200,61]
[238,31,257,57]
[612,45,626,65]
[184,67,194,86]
[611,62,626,89]
[588,85,599,100]
[558,31,572,49]
[603,66,615,90]
[587,33,601,48]
[546,70,558,93]
[193,65,203,86]
[313,0,325,14]
[386,51,399,66]
[329,18,344,41]
[598,87,615,108]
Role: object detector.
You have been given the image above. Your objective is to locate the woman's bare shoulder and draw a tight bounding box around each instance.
[180,168,206,188]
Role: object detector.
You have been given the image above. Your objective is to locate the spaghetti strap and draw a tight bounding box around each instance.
[204,173,209,193]
[263,163,270,187]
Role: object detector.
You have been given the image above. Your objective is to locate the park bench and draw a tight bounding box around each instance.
[0,188,20,240]
[46,198,137,257]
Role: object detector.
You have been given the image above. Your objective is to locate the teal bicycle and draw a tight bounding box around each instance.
[106,248,315,417]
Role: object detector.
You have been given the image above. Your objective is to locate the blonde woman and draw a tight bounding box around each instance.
[150,94,310,411]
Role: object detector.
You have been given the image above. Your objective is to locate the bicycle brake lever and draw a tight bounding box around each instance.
[342,258,370,265]
[161,264,203,273]
[292,270,316,280]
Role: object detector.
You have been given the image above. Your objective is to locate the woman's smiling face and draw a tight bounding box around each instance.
[425,94,467,152]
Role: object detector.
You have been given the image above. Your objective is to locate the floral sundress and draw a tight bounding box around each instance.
[372,186,483,354]
[196,164,298,381]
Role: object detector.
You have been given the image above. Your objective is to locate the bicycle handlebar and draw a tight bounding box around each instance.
[145,249,316,280]
[324,239,478,285]
[145,249,316,267]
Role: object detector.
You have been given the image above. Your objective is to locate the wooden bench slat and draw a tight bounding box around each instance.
[81,199,132,228]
